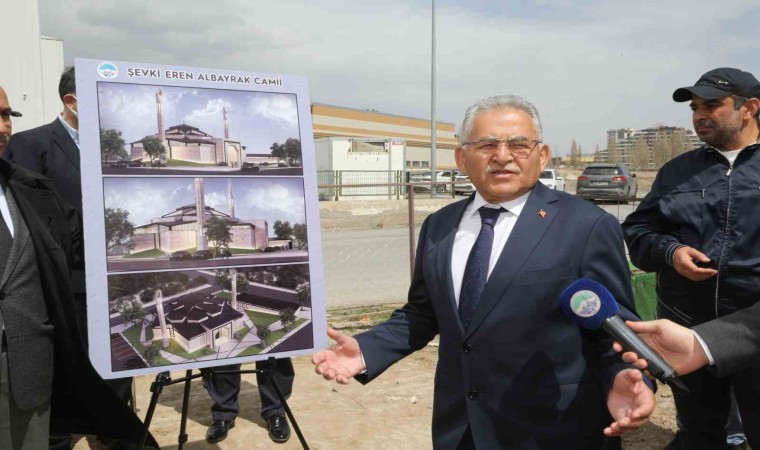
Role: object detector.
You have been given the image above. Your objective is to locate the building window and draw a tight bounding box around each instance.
[349,140,388,154]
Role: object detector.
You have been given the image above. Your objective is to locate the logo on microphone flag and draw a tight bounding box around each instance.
[570,290,601,317]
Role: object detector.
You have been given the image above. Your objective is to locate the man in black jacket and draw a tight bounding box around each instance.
[623,67,760,449]
[3,67,134,449]
[0,85,155,449]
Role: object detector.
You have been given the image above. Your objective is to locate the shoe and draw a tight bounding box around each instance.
[206,419,235,443]
[266,414,291,443]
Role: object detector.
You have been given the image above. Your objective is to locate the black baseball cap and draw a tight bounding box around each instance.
[672,67,760,102]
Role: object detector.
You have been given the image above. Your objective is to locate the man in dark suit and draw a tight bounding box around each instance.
[0,85,156,449]
[3,67,134,448]
[3,66,81,213]
[313,95,655,449]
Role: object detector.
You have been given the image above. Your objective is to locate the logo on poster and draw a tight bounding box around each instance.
[97,62,119,79]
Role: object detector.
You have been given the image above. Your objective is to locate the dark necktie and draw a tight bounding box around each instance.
[458,205,504,330]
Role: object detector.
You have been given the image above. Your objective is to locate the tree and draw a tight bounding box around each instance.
[283,138,302,164]
[671,132,690,159]
[118,299,145,327]
[652,133,673,167]
[100,128,128,163]
[144,343,161,365]
[105,208,135,251]
[247,269,276,285]
[204,216,232,256]
[569,140,579,167]
[214,269,249,294]
[273,220,293,240]
[279,308,296,331]
[297,282,311,308]
[292,223,307,249]
[141,136,166,166]
[607,141,620,164]
[270,142,287,161]
[254,321,272,348]
[630,140,649,169]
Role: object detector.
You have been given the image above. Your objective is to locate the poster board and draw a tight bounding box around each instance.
[76,59,326,378]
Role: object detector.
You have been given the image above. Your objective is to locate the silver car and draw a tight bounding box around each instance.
[576,164,638,201]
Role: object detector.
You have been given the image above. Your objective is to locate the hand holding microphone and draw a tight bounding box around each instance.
[560,278,689,393]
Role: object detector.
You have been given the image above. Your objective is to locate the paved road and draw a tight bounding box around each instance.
[101,166,303,176]
[319,198,641,309]
[107,251,308,272]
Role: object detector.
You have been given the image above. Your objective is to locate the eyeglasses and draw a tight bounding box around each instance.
[0,109,22,120]
[461,137,541,158]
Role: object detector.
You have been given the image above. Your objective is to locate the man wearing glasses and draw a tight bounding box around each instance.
[0,88,21,155]
[313,95,654,449]
[3,67,135,449]
[0,86,158,449]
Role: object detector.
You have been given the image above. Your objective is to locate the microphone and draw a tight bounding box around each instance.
[560,278,689,393]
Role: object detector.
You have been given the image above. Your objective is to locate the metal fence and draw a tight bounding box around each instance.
[316,176,641,309]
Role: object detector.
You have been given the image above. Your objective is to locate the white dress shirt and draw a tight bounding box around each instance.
[451,190,531,306]
[0,184,14,237]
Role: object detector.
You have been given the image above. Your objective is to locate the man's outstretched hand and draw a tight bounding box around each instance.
[604,369,655,437]
[312,328,366,384]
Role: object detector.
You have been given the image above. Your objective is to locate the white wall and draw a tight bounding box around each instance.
[1,0,64,133]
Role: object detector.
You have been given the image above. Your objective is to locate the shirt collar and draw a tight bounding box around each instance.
[469,189,531,218]
[58,115,80,147]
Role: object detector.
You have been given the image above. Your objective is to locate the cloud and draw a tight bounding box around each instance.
[42,0,760,153]
[243,183,305,225]
[103,178,189,226]
[182,98,233,135]
[249,94,298,128]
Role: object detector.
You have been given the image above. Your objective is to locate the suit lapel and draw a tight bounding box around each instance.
[0,185,31,289]
[426,196,472,334]
[464,184,558,338]
[51,120,81,174]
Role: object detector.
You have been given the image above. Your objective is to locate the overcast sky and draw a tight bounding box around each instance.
[39,0,760,155]
[103,177,306,228]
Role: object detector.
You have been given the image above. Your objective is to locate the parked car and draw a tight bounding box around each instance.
[277,161,289,167]
[191,250,214,260]
[576,163,638,201]
[241,162,261,172]
[538,169,565,191]
[169,250,192,261]
[410,170,465,193]
[110,160,143,168]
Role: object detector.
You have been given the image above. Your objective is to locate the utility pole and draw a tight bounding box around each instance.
[430,0,437,197]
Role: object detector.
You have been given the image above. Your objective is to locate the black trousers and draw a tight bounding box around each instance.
[203,358,294,421]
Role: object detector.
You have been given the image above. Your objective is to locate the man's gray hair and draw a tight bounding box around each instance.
[459,95,543,143]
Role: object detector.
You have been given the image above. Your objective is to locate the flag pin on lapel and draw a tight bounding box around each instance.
[538,209,547,218]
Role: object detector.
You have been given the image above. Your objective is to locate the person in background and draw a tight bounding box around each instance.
[623,67,760,450]
[3,66,135,450]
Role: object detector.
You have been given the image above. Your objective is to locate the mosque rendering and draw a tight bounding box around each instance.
[129,178,269,255]
[149,268,304,354]
[130,88,244,167]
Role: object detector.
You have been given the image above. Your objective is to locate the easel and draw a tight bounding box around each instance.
[138,357,309,449]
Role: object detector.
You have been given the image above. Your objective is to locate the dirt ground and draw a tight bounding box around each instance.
[75,333,679,450]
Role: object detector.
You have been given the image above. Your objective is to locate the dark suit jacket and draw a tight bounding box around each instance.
[3,118,81,214]
[695,302,760,377]
[0,160,157,447]
[356,183,638,450]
